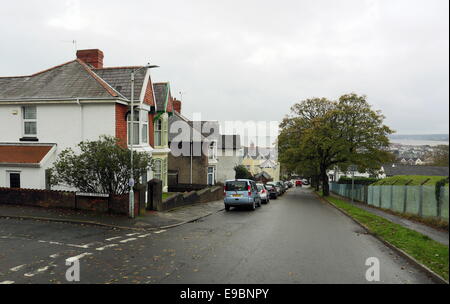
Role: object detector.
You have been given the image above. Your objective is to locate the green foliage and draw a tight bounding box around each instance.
[435,177,449,205]
[338,176,379,185]
[50,136,152,195]
[372,175,447,186]
[278,93,394,196]
[234,165,253,180]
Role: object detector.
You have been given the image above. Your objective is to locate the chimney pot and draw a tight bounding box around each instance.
[76,49,104,69]
[173,98,182,114]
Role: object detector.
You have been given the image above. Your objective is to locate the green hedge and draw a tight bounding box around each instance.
[337,176,379,185]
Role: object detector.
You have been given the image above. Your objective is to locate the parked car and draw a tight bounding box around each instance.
[295,180,303,187]
[256,183,270,204]
[265,184,278,199]
[274,181,286,195]
[224,179,262,211]
[267,182,283,196]
[302,179,310,186]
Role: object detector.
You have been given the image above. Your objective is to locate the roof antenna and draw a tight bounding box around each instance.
[60,39,78,54]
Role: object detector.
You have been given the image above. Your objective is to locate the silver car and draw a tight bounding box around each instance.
[224,179,262,211]
[256,183,270,204]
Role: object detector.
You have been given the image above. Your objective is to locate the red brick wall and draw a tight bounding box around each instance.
[143,79,155,106]
[76,49,104,69]
[173,98,181,113]
[115,104,128,147]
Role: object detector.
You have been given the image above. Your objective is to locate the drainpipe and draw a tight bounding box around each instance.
[190,140,193,184]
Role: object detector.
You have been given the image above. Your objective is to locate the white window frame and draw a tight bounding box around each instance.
[22,106,37,137]
[127,110,140,145]
[154,119,162,147]
[154,159,162,181]
[208,140,217,160]
[207,166,215,185]
[141,111,148,144]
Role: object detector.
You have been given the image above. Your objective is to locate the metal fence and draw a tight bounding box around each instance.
[330,182,449,221]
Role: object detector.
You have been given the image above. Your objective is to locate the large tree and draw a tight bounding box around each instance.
[279,93,394,196]
[50,136,153,195]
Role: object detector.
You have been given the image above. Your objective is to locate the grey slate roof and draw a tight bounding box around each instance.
[188,121,220,140]
[383,164,449,177]
[218,135,241,150]
[168,112,205,142]
[254,171,272,180]
[0,60,119,101]
[153,83,168,112]
[94,67,146,101]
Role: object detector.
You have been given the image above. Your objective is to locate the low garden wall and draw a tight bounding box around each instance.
[0,187,140,216]
[155,186,224,212]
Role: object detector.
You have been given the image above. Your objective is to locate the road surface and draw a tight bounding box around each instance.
[0,187,435,284]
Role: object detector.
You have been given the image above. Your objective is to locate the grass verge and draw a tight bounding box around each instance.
[322,194,449,281]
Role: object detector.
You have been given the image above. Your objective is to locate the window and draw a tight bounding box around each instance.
[8,172,21,188]
[23,106,37,136]
[155,119,162,146]
[207,166,215,185]
[127,110,140,145]
[154,159,162,181]
[142,112,148,144]
[208,141,217,160]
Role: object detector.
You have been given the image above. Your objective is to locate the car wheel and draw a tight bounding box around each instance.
[225,205,230,211]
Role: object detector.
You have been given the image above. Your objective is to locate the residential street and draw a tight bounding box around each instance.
[0,187,436,284]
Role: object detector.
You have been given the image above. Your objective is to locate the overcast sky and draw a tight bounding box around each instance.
[1,0,448,136]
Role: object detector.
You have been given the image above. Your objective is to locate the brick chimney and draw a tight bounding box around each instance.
[76,49,104,69]
[173,98,182,114]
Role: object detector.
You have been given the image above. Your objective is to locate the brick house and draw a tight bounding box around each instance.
[168,110,209,186]
[0,49,159,191]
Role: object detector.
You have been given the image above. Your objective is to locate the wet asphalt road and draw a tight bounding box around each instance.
[0,187,436,284]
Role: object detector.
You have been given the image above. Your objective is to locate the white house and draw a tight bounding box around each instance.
[0,49,157,190]
[216,135,243,183]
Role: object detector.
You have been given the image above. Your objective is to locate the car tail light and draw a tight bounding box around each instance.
[248,185,251,196]
[262,189,266,193]
[223,185,226,195]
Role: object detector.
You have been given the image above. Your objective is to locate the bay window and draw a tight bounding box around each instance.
[127,110,149,145]
[154,159,162,180]
[155,119,162,146]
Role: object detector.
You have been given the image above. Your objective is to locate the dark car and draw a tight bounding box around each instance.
[265,184,278,199]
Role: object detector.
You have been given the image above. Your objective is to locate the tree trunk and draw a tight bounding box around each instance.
[321,169,330,196]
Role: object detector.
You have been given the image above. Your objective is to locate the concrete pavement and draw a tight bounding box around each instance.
[0,187,437,284]
[0,200,225,230]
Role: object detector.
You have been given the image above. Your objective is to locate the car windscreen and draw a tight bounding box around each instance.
[257,185,264,191]
[225,181,248,191]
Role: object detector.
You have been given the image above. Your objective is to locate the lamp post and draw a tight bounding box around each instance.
[129,63,159,218]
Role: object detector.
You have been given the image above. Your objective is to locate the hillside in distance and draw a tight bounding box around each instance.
[389,134,449,142]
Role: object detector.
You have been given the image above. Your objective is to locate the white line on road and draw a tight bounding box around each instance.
[120,238,137,243]
[50,253,60,258]
[105,236,122,241]
[126,233,141,236]
[10,264,26,272]
[154,230,166,234]
[0,281,14,284]
[138,233,152,238]
[66,252,93,263]
[96,244,118,251]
